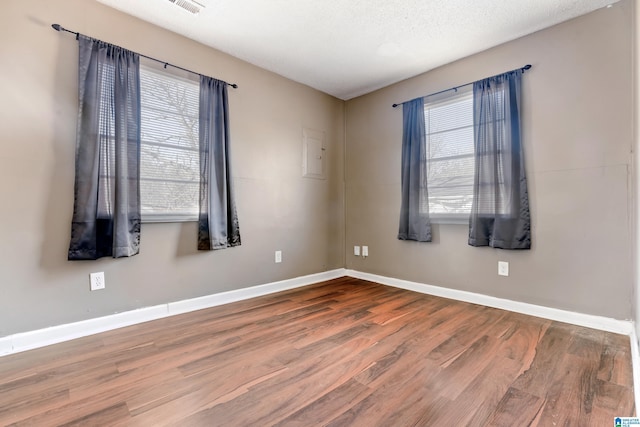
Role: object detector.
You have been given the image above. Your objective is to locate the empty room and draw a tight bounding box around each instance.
[1,0,640,425]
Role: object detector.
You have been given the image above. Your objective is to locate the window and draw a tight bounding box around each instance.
[139,61,200,222]
[423,88,474,223]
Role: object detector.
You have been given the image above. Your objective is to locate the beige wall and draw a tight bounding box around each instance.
[635,0,640,336]
[0,0,634,338]
[346,1,634,319]
[0,0,345,336]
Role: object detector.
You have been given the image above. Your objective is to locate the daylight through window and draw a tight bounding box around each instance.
[424,89,474,221]
[139,63,200,222]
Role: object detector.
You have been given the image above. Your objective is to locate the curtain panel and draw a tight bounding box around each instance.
[398,98,432,242]
[198,76,241,250]
[468,70,531,249]
[68,35,141,260]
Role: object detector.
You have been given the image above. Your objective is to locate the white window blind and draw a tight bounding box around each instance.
[139,63,200,222]
[424,89,474,221]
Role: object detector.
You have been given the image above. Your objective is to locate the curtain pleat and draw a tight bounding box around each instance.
[68,35,141,260]
[198,76,241,250]
[398,98,432,242]
[468,70,531,249]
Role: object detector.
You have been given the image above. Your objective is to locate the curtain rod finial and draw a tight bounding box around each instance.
[392,103,400,108]
[52,24,62,31]
[523,64,532,71]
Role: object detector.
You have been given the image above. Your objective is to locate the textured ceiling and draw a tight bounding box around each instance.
[95,0,617,100]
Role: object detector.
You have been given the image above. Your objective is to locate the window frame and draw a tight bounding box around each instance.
[422,87,475,225]
[138,59,201,223]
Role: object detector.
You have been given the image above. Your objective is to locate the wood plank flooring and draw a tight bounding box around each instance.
[0,277,634,426]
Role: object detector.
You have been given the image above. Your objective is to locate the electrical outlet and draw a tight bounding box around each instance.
[354,246,360,256]
[90,272,105,291]
[498,261,509,277]
[275,250,282,263]
[362,246,369,257]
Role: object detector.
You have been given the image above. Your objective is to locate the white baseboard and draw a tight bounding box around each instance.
[168,269,345,315]
[8,305,168,356]
[0,336,12,356]
[346,270,633,335]
[630,327,640,416]
[0,268,347,357]
[1,267,633,358]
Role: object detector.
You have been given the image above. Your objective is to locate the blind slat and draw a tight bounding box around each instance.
[139,64,200,220]
[424,92,474,216]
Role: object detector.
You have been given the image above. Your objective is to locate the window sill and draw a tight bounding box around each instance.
[429,215,469,225]
[142,214,198,224]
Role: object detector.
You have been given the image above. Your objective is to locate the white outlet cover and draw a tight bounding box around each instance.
[90,272,105,291]
[275,250,282,263]
[362,246,369,257]
[354,246,360,256]
[498,261,509,277]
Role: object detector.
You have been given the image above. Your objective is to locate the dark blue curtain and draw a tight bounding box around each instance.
[68,36,141,260]
[468,70,531,249]
[198,76,241,250]
[398,98,432,242]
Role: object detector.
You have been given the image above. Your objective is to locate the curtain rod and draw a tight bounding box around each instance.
[391,64,531,108]
[51,24,238,89]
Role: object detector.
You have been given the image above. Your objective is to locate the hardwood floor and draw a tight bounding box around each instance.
[0,277,634,426]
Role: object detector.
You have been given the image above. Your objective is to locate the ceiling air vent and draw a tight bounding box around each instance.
[167,0,205,15]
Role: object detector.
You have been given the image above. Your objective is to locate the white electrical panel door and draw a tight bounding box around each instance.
[303,128,326,180]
